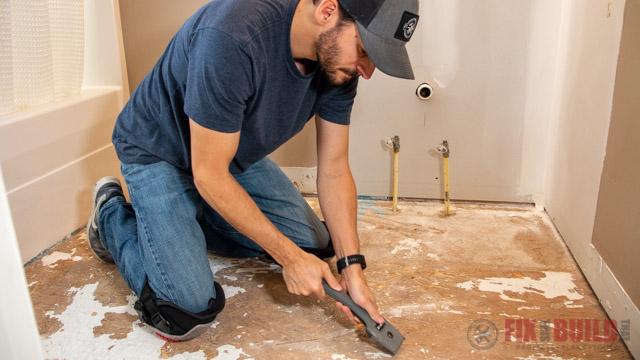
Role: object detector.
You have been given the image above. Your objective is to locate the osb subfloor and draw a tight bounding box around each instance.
[26,199,633,360]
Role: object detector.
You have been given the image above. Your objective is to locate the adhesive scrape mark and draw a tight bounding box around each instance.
[515,354,566,360]
[386,301,462,317]
[387,303,436,317]
[222,285,246,298]
[213,344,248,360]
[364,352,392,359]
[208,255,243,276]
[332,354,358,360]
[456,272,583,303]
[390,238,423,257]
[499,313,521,319]
[564,300,584,309]
[426,253,440,260]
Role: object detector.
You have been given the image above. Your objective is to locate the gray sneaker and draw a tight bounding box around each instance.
[86,176,124,263]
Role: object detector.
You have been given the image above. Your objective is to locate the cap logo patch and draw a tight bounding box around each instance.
[394,11,419,42]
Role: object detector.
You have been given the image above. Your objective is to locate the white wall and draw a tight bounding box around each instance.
[276,0,567,204]
[544,1,625,252]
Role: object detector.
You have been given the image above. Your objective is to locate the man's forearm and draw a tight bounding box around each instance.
[195,172,301,265]
[317,166,360,259]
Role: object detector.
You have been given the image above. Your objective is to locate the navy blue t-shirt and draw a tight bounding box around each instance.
[113,0,358,174]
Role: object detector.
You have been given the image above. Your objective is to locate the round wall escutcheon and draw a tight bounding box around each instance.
[416,83,433,100]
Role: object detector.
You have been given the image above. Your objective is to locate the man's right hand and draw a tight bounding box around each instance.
[282,249,342,299]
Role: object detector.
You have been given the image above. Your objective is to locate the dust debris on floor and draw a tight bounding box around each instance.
[26,199,633,359]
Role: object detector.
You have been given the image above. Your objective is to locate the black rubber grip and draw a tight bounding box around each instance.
[322,280,405,354]
[322,280,380,329]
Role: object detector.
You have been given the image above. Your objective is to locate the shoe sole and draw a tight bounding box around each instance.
[86,176,121,263]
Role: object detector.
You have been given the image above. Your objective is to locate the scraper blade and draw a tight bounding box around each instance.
[322,280,405,355]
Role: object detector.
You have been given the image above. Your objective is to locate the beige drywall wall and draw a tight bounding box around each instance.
[270,120,317,167]
[592,0,640,309]
[119,0,208,91]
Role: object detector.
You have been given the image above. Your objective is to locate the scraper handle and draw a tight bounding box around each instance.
[322,280,381,329]
[322,280,405,354]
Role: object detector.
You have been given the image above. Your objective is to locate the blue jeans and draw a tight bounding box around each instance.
[98,157,329,313]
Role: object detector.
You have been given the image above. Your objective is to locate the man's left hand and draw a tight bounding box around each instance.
[334,265,385,325]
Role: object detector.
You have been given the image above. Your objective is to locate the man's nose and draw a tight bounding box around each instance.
[357,58,376,80]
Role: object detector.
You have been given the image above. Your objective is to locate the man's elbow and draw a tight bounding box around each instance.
[192,165,226,195]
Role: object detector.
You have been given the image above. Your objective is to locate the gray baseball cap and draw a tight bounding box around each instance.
[339,0,419,79]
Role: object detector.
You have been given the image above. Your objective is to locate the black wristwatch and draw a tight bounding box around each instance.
[337,254,367,274]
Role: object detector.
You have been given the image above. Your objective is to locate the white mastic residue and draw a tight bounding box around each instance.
[212,344,248,360]
[208,256,243,276]
[456,271,583,303]
[426,253,440,260]
[564,300,584,309]
[42,254,254,359]
[209,255,247,299]
[41,282,249,359]
[390,238,423,257]
[222,285,246,298]
[41,282,209,359]
[387,303,437,317]
[386,302,463,317]
[515,354,567,360]
[364,352,392,359]
[331,354,357,360]
[41,248,82,267]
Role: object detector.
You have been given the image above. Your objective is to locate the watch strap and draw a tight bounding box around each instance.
[337,254,367,274]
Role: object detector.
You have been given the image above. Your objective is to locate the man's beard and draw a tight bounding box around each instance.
[315,25,357,86]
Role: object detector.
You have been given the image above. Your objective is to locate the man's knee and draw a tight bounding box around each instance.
[291,220,334,260]
[135,279,225,341]
[295,219,331,249]
[171,278,218,313]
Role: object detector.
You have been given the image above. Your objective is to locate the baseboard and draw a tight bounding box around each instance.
[280,166,318,194]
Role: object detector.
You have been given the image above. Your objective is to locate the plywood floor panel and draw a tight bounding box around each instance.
[26,199,633,359]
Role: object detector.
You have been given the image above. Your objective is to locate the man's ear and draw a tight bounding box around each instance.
[313,0,340,27]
